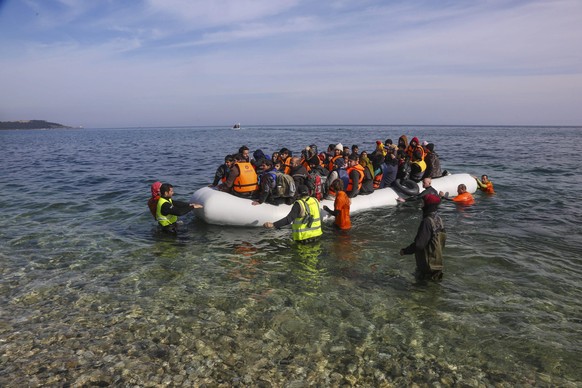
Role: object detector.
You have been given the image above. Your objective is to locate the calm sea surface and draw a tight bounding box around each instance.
[0,125,581,386]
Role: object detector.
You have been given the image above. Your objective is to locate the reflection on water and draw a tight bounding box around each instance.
[1,126,581,385]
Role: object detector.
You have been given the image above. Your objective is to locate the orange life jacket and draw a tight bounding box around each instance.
[233,162,258,193]
[327,155,342,171]
[346,164,364,192]
[453,192,474,205]
[373,173,383,189]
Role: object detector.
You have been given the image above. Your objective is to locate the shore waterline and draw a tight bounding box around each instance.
[1,125,581,385]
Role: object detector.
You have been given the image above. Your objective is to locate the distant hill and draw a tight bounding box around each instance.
[0,120,71,130]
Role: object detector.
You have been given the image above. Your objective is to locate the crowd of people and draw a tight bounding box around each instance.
[148,134,495,281]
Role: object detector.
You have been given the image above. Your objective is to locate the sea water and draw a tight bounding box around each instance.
[0,125,581,386]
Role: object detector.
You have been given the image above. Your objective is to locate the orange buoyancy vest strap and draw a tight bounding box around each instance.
[233,162,258,193]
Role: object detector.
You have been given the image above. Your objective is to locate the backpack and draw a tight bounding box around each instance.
[274,172,296,198]
[306,172,323,200]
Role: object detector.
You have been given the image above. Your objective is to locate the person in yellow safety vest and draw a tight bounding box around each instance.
[221,153,259,198]
[263,185,323,243]
[345,153,365,198]
[156,183,203,233]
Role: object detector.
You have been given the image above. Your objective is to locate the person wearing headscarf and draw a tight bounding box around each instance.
[357,153,375,194]
[147,181,162,219]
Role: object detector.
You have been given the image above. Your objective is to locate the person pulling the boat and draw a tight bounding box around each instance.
[473,174,495,194]
[156,183,203,233]
[400,193,446,281]
[263,185,323,244]
[439,183,475,205]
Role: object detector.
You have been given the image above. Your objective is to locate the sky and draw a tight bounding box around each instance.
[1,0,581,128]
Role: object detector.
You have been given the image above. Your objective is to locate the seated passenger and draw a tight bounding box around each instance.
[252,159,295,205]
[423,143,442,179]
[210,155,234,187]
[410,149,427,182]
[357,154,375,195]
[439,184,475,205]
[221,153,259,198]
[346,154,365,198]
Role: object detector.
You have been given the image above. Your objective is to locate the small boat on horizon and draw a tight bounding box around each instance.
[233,123,241,129]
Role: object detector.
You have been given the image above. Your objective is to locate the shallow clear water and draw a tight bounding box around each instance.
[1,125,581,386]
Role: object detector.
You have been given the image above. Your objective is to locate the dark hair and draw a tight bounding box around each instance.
[160,183,173,196]
[331,179,344,192]
[225,154,234,163]
[238,145,249,153]
[233,153,245,161]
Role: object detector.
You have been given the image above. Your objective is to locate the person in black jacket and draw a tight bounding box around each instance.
[399,194,446,280]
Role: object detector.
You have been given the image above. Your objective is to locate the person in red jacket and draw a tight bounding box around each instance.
[147,181,162,219]
[323,179,351,230]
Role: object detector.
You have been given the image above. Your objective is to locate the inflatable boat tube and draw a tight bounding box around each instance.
[191,173,477,227]
[393,179,420,196]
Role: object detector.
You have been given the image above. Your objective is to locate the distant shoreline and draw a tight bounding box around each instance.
[0,120,73,130]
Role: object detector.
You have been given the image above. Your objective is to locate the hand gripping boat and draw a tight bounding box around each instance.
[190,173,477,227]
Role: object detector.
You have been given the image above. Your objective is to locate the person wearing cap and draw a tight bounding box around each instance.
[327,143,343,171]
[263,185,323,243]
[156,183,203,233]
[423,143,442,179]
[399,193,446,280]
[147,181,162,219]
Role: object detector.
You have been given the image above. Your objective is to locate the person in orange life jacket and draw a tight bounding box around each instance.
[397,177,438,203]
[423,143,442,179]
[400,193,446,281]
[473,174,495,194]
[325,157,349,198]
[278,148,293,174]
[406,136,425,160]
[327,143,344,171]
[346,153,365,198]
[323,179,351,230]
[221,153,259,198]
[357,153,375,195]
[409,149,427,182]
[210,154,234,187]
[238,145,250,162]
[290,156,309,190]
[300,146,318,172]
[147,181,162,219]
[439,183,475,205]
[156,183,203,233]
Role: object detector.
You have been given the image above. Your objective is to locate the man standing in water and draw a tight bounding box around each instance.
[156,183,203,233]
[263,185,323,243]
[399,194,446,280]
